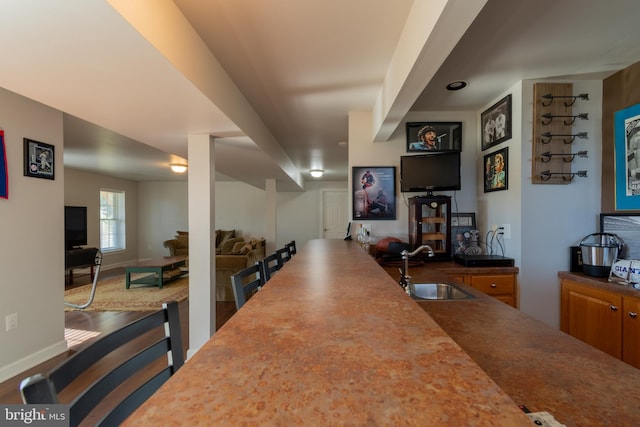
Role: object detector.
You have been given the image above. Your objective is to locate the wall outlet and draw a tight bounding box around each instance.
[361,223,372,235]
[5,312,18,331]
[500,224,511,239]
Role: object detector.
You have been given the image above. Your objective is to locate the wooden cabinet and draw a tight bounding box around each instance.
[622,295,640,368]
[560,278,640,368]
[408,196,451,259]
[453,273,517,308]
[560,279,622,359]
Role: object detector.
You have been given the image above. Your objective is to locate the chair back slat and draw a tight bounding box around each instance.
[20,301,184,427]
[231,263,265,310]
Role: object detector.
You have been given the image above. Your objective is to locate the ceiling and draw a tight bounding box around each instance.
[2,0,640,189]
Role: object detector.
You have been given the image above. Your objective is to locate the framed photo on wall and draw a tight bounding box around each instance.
[484,147,508,193]
[451,213,476,255]
[352,166,396,220]
[481,94,512,151]
[406,121,462,152]
[614,102,640,210]
[23,138,55,180]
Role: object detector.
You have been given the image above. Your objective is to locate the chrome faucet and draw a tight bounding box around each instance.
[399,245,434,294]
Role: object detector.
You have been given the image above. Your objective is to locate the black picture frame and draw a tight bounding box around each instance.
[451,213,477,255]
[406,121,462,152]
[600,213,640,260]
[352,166,396,220]
[484,147,508,193]
[481,94,512,151]
[23,138,55,180]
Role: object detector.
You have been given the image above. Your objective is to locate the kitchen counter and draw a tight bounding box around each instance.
[397,265,640,426]
[558,270,640,298]
[124,239,530,426]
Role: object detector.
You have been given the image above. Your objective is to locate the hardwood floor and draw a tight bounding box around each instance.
[0,267,237,408]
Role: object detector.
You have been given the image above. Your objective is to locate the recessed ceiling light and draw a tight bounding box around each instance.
[310,169,324,178]
[446,80,468,91]
[170,163,188,173]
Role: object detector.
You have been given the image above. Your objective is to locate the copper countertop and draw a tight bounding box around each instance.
[124,239,530,426]
[401,266,640,426]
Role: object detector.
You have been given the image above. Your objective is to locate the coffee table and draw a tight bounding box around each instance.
[125,255,188,289]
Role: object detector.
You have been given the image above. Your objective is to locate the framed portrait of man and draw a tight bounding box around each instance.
[406,122,462,152]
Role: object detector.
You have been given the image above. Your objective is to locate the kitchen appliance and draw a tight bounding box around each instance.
[579,233,623,277]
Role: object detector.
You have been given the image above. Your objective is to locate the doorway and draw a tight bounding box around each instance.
[321,190,348,239]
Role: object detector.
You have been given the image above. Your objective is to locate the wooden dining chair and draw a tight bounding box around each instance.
[231,263,265,310]
[20,301,184,427]
[260,252,282,282]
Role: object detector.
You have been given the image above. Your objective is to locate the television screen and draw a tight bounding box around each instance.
[65,206,88,250]
[400,152,461,192]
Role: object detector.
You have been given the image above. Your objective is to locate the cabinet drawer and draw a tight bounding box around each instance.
[469,275,514,295]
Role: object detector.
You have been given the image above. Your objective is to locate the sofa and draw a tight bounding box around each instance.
[163,230,266,301]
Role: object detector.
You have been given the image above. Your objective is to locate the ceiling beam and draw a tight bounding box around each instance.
[371,0,487,142]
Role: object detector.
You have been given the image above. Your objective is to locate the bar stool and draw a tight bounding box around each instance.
[230,263,265,310]
[260,252,282,282]
[276,246,292,265]
[286,240,297,256]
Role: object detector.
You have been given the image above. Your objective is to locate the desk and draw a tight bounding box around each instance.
[125,255,187,289]
[65,247,99,285]
[124,240,529,425]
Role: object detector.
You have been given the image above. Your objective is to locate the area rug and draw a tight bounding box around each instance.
[64,275,189,312]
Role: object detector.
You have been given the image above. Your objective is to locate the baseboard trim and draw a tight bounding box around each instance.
[0,339,67,384]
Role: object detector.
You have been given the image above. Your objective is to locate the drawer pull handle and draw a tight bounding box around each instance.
[490,283,497,288]
[610,305,619,311]
[629,312,638,319]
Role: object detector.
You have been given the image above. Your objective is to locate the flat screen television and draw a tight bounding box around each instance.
[65,206,88,250]
[400,152,461,193]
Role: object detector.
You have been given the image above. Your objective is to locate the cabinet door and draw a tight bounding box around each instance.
[561,280,622,359]
[623,296,640,369]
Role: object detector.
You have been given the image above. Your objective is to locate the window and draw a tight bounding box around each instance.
[100,190,125,251]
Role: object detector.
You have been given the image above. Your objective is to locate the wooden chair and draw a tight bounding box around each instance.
[260,252,282,282]
[276,247,292,265]
[20,301,184,427]
[287,240,297,256]
[231,263,265,310]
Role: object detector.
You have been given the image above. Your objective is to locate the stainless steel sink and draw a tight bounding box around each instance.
[410,283,475,300]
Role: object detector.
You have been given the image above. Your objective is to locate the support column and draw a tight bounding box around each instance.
[265,179,277,253]
[187,134,216,356]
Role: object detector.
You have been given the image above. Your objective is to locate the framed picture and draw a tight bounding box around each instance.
[406,121,462,152]
[352,166,396,220]
[614,102,640,210]
[481,94,512,151]
[23,138,55,180]
[451,213,476,255]
[484,147,508,193]
[600,213,640,260]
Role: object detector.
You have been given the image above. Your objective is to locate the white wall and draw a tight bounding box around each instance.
[65,168,139,268]
[0,88,67,382]
[518,79,603,327]
[136,179,349,260]
[138,180,188,259]
[348,80,603,329]
[348,110,479,239]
